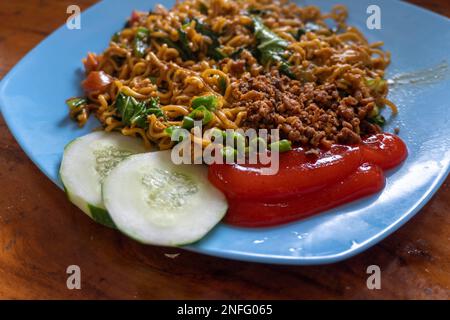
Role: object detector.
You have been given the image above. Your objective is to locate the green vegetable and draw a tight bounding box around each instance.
[224,131,246,151]
[295,22,324,40]
[212,49,227,61]
[111,55,126,67]
[164,126,176,136]
[221,146,237,159]
[230,48,244,60]
[366,77,387,94]
[248,8,268,15]
[218,77,227,95]
[160,38,185,59]
[177,29,195,60]
[249,137,267,153]
[88,204,116,229]
[194,18,227,61]
[160,30,195,61]
[252,16,295,79]
[253,16,288,64]
[269,139,292,153]
[188,106,213,125]
[182,17,191,25]
[182,116,195,130]
[111,32,121,43]
[295,29,306,40]
[199,2,208,15]
[369,114,386,127]
[279,62,296,79]
[133,27,150,58]
[192,95,219,110]
[165,126,186,142]
[235,135,246,152]
[181,18,191,30]
[369,105,380,118]
[209,128,226,142]
[149,76,158,84]
[115,92,164,128]
[194,18,213,36]
[66,97,87,110]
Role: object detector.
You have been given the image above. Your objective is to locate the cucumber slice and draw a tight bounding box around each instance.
[102,151,228,246]
[60,131,147,227]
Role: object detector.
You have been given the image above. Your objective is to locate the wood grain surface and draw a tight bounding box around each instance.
[0,0,449,300]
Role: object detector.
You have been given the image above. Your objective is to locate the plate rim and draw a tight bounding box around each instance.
[1,0,449,265]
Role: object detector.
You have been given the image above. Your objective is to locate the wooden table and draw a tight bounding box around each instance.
[0,0,449,300]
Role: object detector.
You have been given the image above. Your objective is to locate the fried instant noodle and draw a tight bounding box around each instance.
[69,0,396,151]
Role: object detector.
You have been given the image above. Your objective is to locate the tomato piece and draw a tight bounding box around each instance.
[361,133,407,170]
[82,71,113,94]
[130,10,140,24]
[83,52,99,74]
[224,163,385,227]
[208,145,361,200]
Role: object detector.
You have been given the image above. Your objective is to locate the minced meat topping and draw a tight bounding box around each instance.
[229,71,381,149]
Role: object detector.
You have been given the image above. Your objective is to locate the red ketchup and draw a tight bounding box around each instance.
[208,133,408,228]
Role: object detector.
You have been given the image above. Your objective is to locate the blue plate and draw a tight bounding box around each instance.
[1,0,449,265]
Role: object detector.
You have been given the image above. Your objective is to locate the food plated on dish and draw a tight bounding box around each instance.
[61,0,407,246]
[1,0,449,264]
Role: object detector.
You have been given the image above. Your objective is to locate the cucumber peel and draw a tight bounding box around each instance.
[60,131,147,227]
